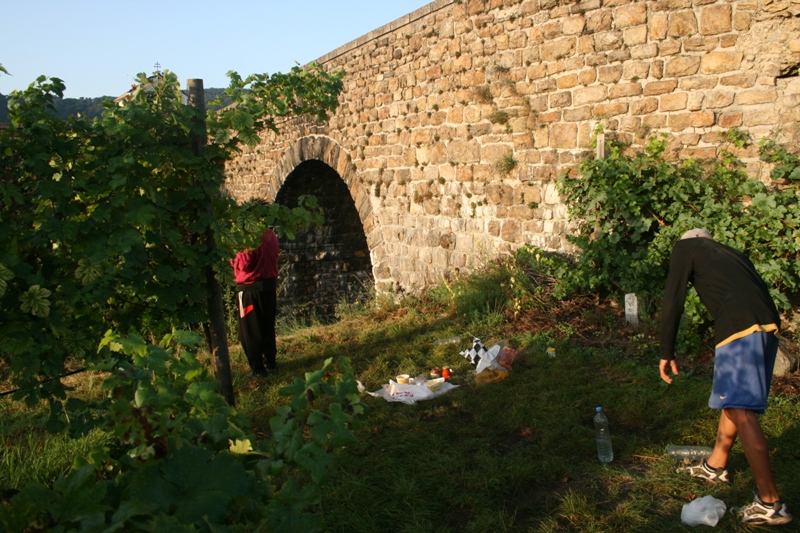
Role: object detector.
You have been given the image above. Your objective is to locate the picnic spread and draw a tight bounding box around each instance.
[359,337,519,404]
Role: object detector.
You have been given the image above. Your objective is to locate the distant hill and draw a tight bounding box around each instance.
[0,88,231,124]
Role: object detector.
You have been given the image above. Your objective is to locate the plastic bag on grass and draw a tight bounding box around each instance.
[497,345,518,371]
[359,378,459,405]
[474,368,509,386]
[461,338,489,367]
[681,495,726,526]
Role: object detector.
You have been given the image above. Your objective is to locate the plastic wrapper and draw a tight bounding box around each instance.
[359,378,458,405]
[681,495,726,527]
[474,368,509,386]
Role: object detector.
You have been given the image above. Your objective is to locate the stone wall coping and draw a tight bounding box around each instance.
[315,0,455,65]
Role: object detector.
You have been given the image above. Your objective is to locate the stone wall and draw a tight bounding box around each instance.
[224,0,800,295]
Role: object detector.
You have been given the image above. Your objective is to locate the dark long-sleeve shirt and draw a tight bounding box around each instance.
[659,238,779,360]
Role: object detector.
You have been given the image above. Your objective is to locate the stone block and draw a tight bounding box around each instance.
[705,90,735,108]
[593,102,629,117]
[644,79,678,95]
[700,52,743,74]
[598,64,624,83]
[573,85,608,105]
[668,113,692,131]
[774,337,799,377]
[447,140,481,164]
[682,146,718,159]
[650,12,669,39]
[679,76,719,90]
[586,10,613,33]
[687,92,705,111]
[743,108,780,127]
[733,11,752,31]
[660,92,688,111]
[558,74,579,89]
[610,82,643,99]
[665,56,701,77]
[549,123,578,148]
[659,40,682,56]
[578,69,597,85]
[690,110,715,127]
[700,4,732,35]
[550,91,573,108]
[595,31,623,52]
[541,38,576,61]
[623,25,649,46]
[501,220,522,242]
[614,3,647,28]
[631,42,659,59]
[736,88,778,105]
[631,98,659,115]
[718,112,743,128]
[643,114,668,128]
[563,15,586,35]
[669,11,698,37]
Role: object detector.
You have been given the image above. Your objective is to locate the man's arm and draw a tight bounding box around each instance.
[659,358,679,384]
[659,245,692,360]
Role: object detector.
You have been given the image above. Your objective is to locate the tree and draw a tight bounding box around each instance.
[0,65,343,409]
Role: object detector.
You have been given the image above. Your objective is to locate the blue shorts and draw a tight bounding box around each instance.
[709,331,778,414]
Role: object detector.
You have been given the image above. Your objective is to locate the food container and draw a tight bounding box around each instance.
[426,378,445,392]
[430,367,442,379]
[396,374,410,384]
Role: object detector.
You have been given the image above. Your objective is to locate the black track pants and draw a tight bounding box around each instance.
[236,279,277,372]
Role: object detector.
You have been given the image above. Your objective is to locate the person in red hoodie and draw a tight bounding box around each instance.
[230,229,279,376]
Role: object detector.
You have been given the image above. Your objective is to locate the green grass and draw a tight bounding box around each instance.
[232,296,800,532]
[2,270,799,531]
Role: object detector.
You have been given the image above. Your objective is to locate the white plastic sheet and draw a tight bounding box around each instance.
[359,378,459,404]
[681,495,726,527]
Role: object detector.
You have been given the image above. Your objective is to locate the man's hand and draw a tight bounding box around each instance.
[659,359,679,384]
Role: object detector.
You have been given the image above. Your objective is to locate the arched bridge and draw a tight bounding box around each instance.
[224,0,800,318]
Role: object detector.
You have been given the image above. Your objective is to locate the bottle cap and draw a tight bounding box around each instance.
[596,406,602,412]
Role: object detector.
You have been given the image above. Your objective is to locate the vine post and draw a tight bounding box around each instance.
[187,78,235,405]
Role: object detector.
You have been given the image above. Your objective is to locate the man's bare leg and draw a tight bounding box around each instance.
[722,408,780,503]
[707,410,736,470]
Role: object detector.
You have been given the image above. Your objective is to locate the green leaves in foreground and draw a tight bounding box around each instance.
[0,332,365,532]
[0,65,340,405]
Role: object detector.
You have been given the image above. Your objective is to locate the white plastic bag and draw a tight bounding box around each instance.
[474,344,503,374]
[359,379,459,404]
[681,495,726,527]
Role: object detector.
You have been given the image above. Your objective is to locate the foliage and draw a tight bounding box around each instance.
[532,131,800,309]
[0,92,8,123]
[0,331,365,532]
[0,65,341,404]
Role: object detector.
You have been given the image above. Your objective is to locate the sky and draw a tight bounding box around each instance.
[0,0,432,99]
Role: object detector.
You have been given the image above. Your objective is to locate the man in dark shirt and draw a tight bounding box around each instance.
[660,228,791,526]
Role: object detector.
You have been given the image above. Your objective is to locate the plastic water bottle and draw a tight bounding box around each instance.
[666,444,713,461]
[594,406,614,463]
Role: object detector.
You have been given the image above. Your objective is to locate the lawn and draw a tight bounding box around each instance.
[2,288,799,532]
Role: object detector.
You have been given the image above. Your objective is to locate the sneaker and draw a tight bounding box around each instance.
[741,494,793,526]
[678,459,730,483]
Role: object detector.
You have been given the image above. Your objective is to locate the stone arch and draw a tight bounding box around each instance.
[269,135,385,320]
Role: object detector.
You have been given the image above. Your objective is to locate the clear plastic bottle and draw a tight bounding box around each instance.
[594,406,614,463]
[666,444,713,461]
